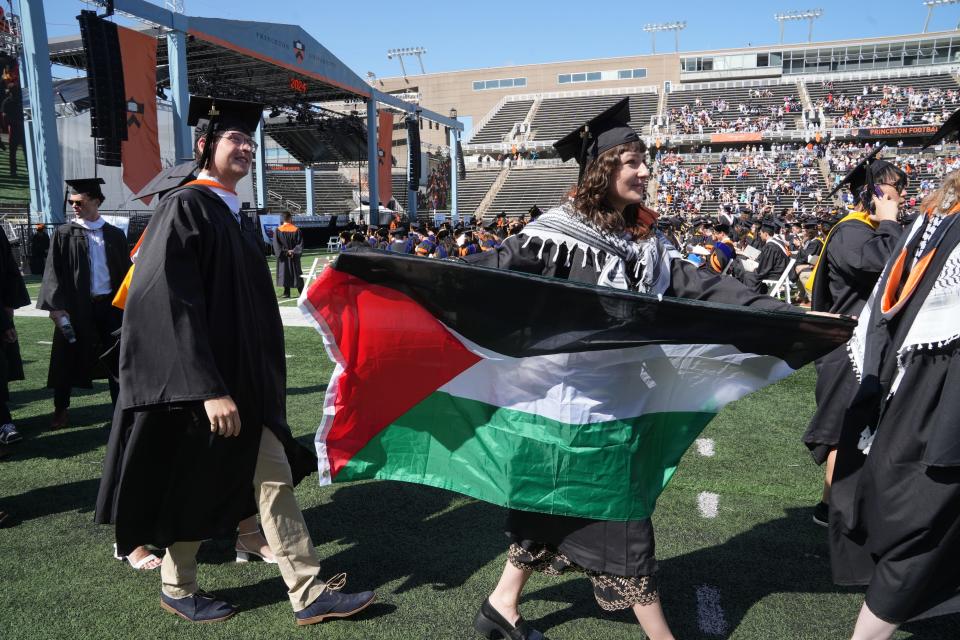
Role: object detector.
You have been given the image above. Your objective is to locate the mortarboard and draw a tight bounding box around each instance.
[921,108,960,150]
[553,97,642,183]
[188,96,264,170]
[65,177,106,204]
[828,145,905,206]
[66,177,105,197]
[134,160,198,202]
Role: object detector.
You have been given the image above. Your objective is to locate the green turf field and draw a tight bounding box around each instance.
[266,248,335,303]
[0,317,955,639]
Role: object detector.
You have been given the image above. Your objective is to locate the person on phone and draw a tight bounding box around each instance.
[801,146,907,527]
[36,178,131,430]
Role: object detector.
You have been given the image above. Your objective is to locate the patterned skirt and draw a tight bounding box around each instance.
[507,543,659,611]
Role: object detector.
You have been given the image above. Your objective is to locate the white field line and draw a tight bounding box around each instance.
[695,438,715,457]
[698,492,719,519]
[696,585,728,636]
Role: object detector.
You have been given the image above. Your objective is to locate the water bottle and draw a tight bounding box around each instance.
[56,315,77,344]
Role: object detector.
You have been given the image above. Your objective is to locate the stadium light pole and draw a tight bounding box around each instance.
[642,22,687,54]
[923,0,960,32]
[774,9,823,43]
[387,47,427,78]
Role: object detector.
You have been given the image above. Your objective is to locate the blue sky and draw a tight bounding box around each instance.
[37,0,960,79]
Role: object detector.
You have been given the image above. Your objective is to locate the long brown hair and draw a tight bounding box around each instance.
[919,169,960,215]
[573,140,647,232]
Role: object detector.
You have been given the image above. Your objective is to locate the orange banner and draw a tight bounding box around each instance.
[378,110,393,206]
[118,27,162,203]
[710,132,763,143]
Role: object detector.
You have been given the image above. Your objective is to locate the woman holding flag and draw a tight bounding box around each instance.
[467,97,798,640]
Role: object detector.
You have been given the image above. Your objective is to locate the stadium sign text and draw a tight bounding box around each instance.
[855,125,939,138]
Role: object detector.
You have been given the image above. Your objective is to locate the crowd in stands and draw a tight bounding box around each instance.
[417,158,452,210]
[816,82,959,128]
[669,93,801,135]
[653,143,825,215]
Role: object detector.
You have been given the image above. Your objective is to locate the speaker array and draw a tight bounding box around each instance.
[77,10,127,166]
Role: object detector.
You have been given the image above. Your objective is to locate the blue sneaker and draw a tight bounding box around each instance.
[160,590,236,623]
[294,576,375,626]
[0,423,21,445]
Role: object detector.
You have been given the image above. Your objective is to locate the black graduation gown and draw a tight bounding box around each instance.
[829,215,960,623]
[802,220,903,462]
[467,231,794,577]
[0,231,30,402]
[751,238,790,289]
[273,225,304,290]
[94,185,316,555]
[36,221,130,389]
[29,230,50,276]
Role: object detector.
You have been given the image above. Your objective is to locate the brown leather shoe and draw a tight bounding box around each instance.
[50,408,69,430]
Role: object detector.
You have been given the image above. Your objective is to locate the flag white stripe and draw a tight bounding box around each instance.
[439,328,794,425]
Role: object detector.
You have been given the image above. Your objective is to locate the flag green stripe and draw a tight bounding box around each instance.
[334,391,716,521]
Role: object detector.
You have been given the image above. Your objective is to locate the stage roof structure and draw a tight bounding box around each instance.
[25,0,461,225]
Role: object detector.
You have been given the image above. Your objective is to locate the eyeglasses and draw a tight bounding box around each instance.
[68,200,86,208]
[220,132,258,152]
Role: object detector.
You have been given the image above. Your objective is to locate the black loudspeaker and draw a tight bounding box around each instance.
[456,138,466,181]
[78,10,126,166]
[406,115,421,191]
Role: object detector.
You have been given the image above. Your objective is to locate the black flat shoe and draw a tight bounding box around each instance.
[473,598,544,640]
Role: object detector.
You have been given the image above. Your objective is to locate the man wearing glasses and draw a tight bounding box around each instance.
[36,177,130,429]
[95,97,375,625]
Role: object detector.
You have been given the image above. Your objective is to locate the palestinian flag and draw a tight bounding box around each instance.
[300,251,853,521]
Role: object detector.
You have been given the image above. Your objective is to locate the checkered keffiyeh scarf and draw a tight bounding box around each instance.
[521,203,678,294]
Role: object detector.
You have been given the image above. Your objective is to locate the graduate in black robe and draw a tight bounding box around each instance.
[96,96,372,624]
[464,98,795,640]
[829,166,960,637]
[0,228,30,442]
[749,221,791,293]
[801,151,907,526]
[29,224,49,276]
[273,211,304,298]
[36,178,130,429]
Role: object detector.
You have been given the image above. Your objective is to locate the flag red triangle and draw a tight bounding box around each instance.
[305,266,482,477]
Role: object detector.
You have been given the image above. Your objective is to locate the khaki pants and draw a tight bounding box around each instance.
[161,427,326,611]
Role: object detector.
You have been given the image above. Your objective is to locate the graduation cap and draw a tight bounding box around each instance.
[133,160,198,202]
[828,145,905,206]
[188,96,264,170]
[760,219,780,235]
[921,107,960,150]
[65,177,106,203]
[554,97,642,183]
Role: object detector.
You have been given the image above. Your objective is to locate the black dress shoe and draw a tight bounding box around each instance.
[473,598,544,640]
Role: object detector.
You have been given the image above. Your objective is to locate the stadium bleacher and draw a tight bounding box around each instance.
[529,91,659,141]
[469,100,534,145]
[807,72,960,128]
[486,163,580,218]
[665,81,803,134]
[453,168,501,218]
[266,170,355,214]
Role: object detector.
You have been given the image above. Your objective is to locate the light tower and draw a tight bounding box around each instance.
[923,0,960,32]
[642,21,687,54]
[774,9,823,43]
[387,47,428,78]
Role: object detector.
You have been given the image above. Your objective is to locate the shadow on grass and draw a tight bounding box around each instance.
[3,478,99,522]
[517,507,960,637]
[302,481,505,595]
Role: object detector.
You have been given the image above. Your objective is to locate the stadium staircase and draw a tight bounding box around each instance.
[474,167,510,220]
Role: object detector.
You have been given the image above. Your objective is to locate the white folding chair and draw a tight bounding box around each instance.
[326,237,341,252]
[763,257,796,302]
